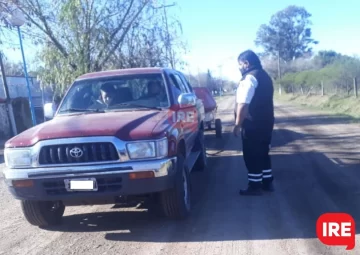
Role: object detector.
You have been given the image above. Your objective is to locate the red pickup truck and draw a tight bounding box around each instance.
[192,87,222,138]
[3,67,207,227]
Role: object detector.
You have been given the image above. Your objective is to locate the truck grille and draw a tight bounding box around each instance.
[38,142,119,165]
[42,177,123,196]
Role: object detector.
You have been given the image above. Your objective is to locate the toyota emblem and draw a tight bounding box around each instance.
[69,147,83,158]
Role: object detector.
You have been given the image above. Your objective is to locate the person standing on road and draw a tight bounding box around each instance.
[233,50,275,196]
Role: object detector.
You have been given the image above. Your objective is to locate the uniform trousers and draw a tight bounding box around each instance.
[241,126,274,188]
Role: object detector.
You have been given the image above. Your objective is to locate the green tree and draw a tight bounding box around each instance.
[109,4,187,70]
[1,58,24,76]
[0,1,13,27]
[255,5,318,62]
[313,50,342,68]
[0,1,15,44]
[4,0,186,97]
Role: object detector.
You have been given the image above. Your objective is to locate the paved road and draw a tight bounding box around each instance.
[1,98,360,255]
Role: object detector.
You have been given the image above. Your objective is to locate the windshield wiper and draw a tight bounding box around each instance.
[59,108,105,113]
[110,103,163,111]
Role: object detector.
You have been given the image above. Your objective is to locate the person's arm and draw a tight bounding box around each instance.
[235,104,248,126]
[235,75,258,127]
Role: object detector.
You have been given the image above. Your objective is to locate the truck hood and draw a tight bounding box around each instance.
[6,110,171,148]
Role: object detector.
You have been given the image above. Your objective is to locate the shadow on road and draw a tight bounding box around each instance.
[205,127,309,151]
[41,126,360,242]
[41,152,360,242]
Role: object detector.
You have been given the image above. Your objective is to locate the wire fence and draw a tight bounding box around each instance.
[277,78,359,98]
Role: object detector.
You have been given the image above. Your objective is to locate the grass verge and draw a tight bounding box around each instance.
[274,93,360,122]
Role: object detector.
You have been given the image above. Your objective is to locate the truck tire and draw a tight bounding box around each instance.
[194,128,207,171]
[21,200,65,227]
[160,154,191,220]
[215,119,222,138]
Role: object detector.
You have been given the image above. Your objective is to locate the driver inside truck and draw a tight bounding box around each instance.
[147,80,162,97]
[100,83,116,106]
[141,80,166,102]
[89,83,116,109]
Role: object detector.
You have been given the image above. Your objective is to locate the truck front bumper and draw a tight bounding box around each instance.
[3,157,177,203]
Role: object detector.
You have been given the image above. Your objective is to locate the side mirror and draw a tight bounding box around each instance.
[44,102,55,120]
[178,93,197,108]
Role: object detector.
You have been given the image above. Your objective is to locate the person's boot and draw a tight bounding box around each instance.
[239,185,262,196]
[262,182,274,192]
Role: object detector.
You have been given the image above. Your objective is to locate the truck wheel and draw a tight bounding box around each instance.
[215,119,222,138]
[21,200,65,227]
[160,154,191,220]
[194,128,207,171]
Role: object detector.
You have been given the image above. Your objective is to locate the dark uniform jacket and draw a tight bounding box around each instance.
[234,66,275,133]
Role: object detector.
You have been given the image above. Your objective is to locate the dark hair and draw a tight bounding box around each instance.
[100,83,116,94]
[237,50,262,68]
[148,80,161,87]
[53,94,62,104]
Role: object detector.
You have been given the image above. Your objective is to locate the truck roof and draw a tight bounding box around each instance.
[76,67,168,81]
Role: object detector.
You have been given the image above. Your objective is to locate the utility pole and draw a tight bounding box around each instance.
[218,64,223,96]
[163,4,172,68]
[197,67,201,86]
[187,64,191,82]
[276,32,282,95]
[354,78,358,98]
[277,49,282,95]
[154,1,176,69]
[0,52,17,136]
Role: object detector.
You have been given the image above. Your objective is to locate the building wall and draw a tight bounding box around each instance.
[0,76,42,107]
[0,76,45,140]
[0,103,10,140]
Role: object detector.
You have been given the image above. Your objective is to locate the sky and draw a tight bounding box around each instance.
[3,0,360,82]
[174,0,360,81]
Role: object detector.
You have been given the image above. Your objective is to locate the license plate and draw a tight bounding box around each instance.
[64,178,98,191]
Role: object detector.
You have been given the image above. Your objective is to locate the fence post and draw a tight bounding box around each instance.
[278,83,282,95]
[354,78,358,98]
[321,80,324,96]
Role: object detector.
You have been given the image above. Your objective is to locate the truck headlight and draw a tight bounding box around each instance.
[126,138,168,159]
[156,138,168,158]
[4,148,33,168]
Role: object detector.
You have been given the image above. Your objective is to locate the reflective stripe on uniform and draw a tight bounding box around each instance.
[248,178,262,182]
[262,169,272,179]
[248,173,262,177]
[248,172,262,182]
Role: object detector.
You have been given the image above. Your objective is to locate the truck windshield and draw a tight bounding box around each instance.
[57,73,169,114]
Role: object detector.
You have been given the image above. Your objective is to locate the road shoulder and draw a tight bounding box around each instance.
[274,94,360,122]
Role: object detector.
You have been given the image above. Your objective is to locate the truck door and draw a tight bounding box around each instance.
[168,72,198,156]
[178,73,204,133]
[168,71,197,156]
